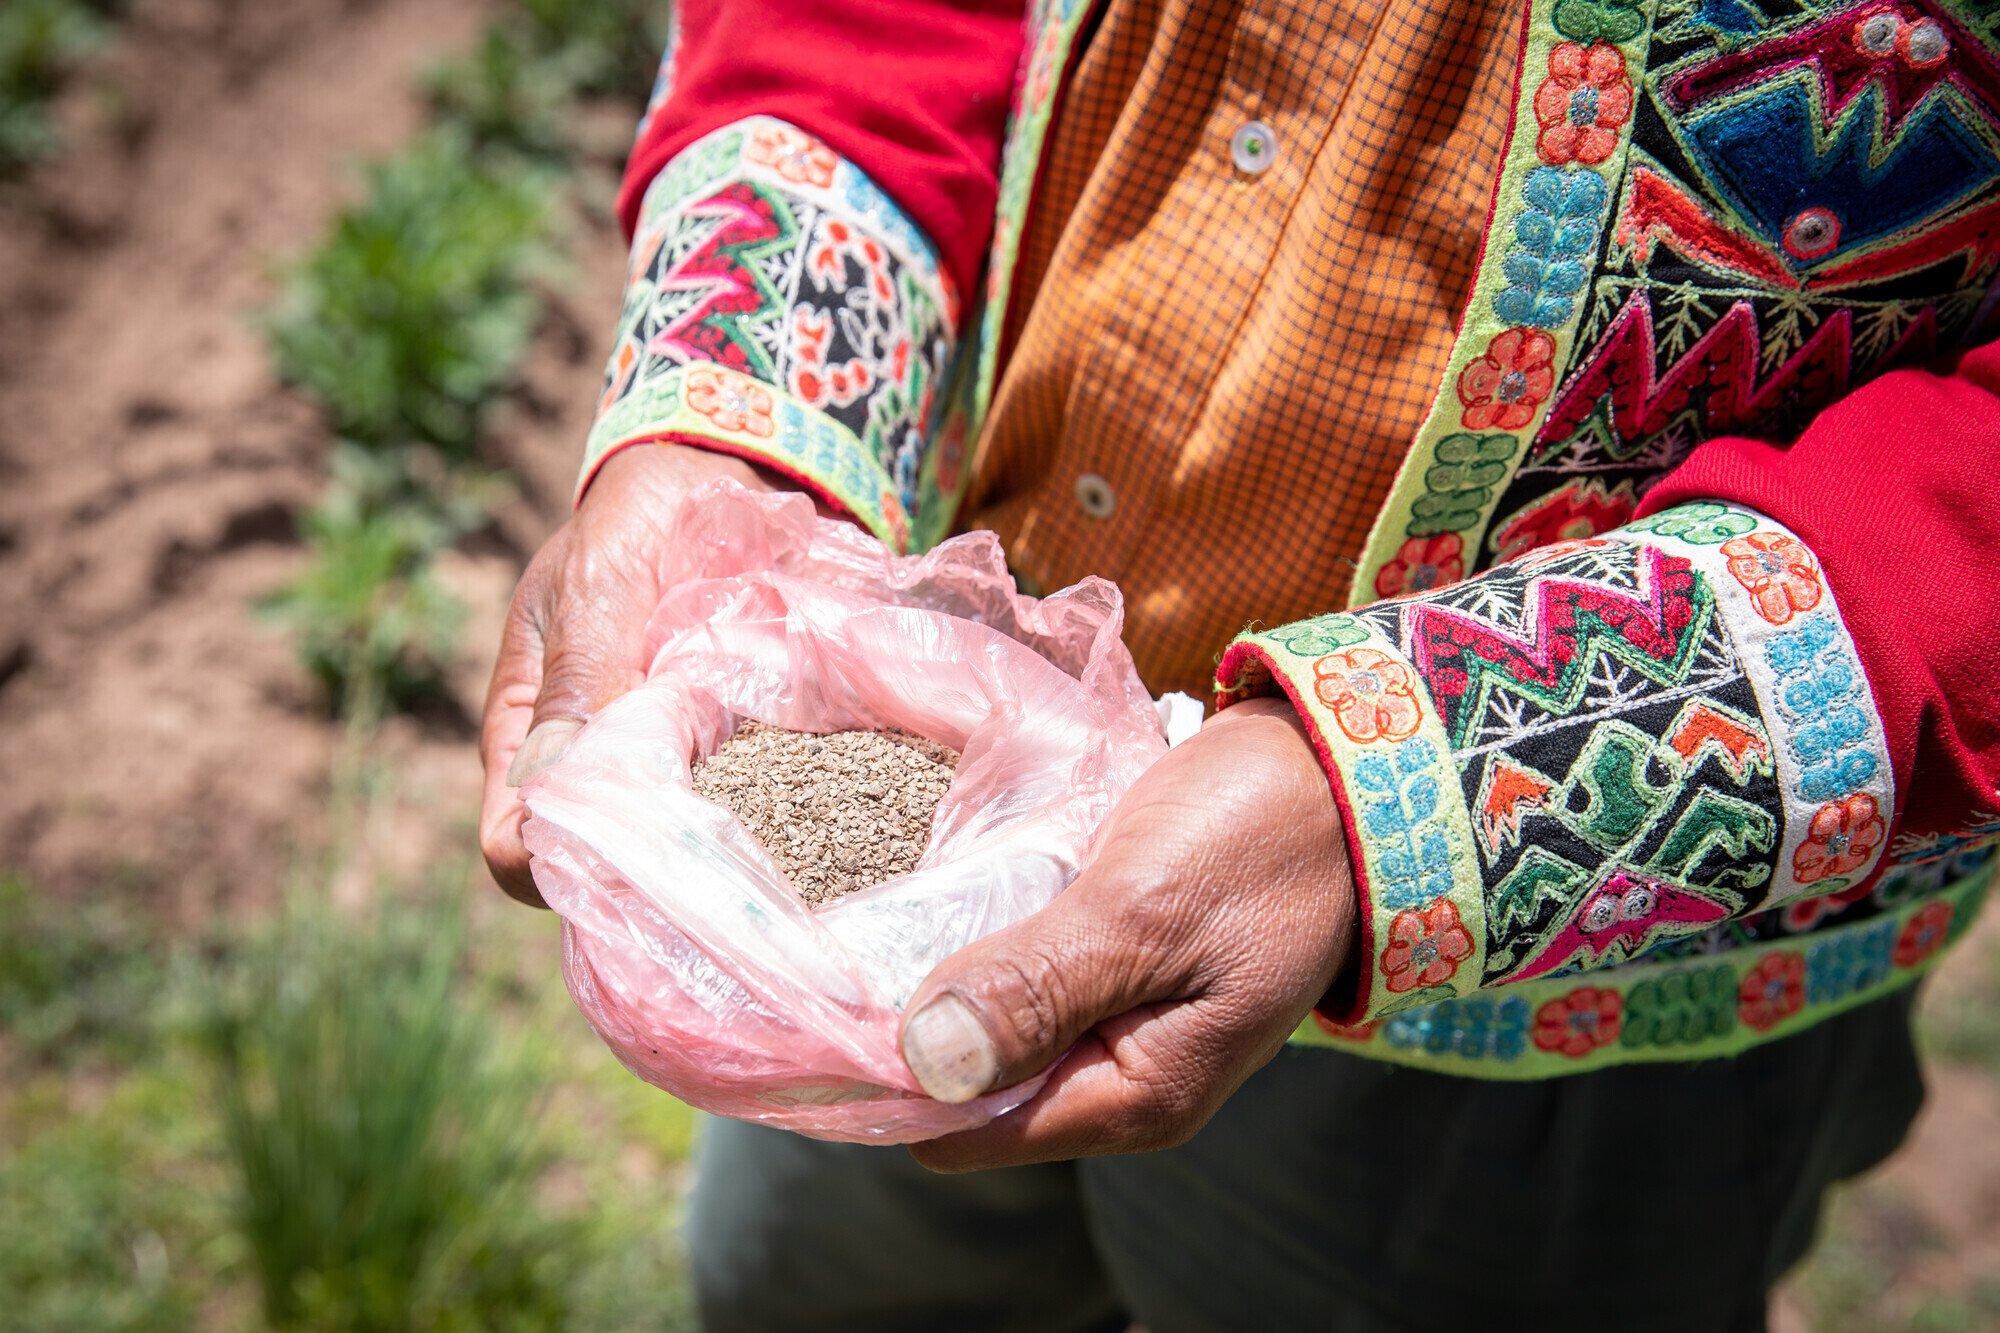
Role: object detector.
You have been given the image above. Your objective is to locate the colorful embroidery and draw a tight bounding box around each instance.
[1793,794,1886,885]
[1532,984,1623,1056]
[1313,648,1425,745]
[1294,845,1987,1078]
[1765,613,1880,805]
[1457,328,1559,430]
[1721,531,1823,626]
[1356,739,1458,912]
[1374,533,1466,598]
[579,118,957,550]
[1381,897,1477,993]
[1356,0,2000,596]
[1533,42,1635,167]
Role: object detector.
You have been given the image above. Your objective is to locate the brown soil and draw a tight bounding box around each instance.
[0,0,626,919]
[692,721,959,906]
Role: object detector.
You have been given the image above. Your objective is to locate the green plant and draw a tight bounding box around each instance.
[0,873,164,1064]
[0,0,112,179]
[202,895,578,1332]
[266,131,551,460]
[425,27,576,165]
[258,451,478,722]
[509,0,675,103]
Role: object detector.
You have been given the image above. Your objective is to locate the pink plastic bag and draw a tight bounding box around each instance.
[521,480,1167,1143]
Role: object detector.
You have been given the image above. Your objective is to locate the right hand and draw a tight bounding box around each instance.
[479,443,801,906]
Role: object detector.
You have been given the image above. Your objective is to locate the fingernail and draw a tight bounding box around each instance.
[506,719,582,787]
[901,994,1000,1105]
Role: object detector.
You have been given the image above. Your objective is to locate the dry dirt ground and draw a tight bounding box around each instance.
[1,3,1997,1327]
[0,0,621,918]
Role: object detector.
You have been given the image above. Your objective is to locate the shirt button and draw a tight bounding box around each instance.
[1229,120,1277,175]
[1074,472,1116,519]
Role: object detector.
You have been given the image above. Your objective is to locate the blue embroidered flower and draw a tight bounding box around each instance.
[1493,166,1610,329]
[1804,920,1895,1005]
[1383,995,1529,1060]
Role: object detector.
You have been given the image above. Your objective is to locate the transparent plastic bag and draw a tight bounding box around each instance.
[521,480,1167,1143]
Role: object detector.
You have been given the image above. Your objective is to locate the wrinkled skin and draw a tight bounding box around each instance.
[478,443,1356,1164]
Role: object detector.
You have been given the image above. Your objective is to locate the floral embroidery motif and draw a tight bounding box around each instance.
[684,366,776,437]
[1805,919,1895,1005]
[1624,501,1756,546]
[1354,738,1457,911]
[1551,0,1644,43]
[1793,794,1886,884]
[744,123,837,188]
[1620,966,1737,1047]
[1721,532,1823,625]
[1494,166,1611,329]
[1533,42,1634,166]
[1764,614,1883,805]
[1382,995,1528,1060]
[1374,533,1465,598]
[1405,433,1518,539]
[1381,898,1476,993]
[1457,328,1557,431]
[1738,951,1805,1031]
[1532,985,1623,1057]
[1894,900,1954,968]
[1314,647,1425,744]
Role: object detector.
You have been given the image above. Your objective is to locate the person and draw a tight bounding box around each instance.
[479,1,2000,1328]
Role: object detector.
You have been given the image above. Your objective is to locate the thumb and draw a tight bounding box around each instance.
[898,881,1177,1104]
[504,549,658,787]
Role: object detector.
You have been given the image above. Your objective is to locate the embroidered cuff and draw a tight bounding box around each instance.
[1216,501,1896,1027]
[578,116,963,553]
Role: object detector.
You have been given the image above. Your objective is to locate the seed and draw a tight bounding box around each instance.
[691,720,960,907]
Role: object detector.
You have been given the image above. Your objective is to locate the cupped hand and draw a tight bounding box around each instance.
[898,696,1355,1170]
[479,444,796,906]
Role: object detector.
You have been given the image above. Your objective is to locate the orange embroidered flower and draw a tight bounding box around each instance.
[1720,531,1823,625]
[1894,900,1955,969]
[1532,986,1623,1058]
[1457,328,1557,431]
[745,124,838,188]
[1374,533,1465,598]
[684,367,776,437]
[1793,794,1885,884]
[1532,41,1634,166]
[1738,952,1805,1031]
[880,488,910,551]
[1312,647,1425,744]
[1380,898,1475,994]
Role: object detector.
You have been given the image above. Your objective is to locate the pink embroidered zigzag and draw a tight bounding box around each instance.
[1537,293,1852,450]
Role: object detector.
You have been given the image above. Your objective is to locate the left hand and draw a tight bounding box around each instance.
[899,696,1356,1171]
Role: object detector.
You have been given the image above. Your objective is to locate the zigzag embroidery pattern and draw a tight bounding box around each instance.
[1537,290,1853,456]
[641,181,800,380]
[1396,543,1712,752]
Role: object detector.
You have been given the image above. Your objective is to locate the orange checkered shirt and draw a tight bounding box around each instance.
[968,0,1523,698]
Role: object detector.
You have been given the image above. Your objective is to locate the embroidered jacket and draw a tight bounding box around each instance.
[581,0,2000,1077]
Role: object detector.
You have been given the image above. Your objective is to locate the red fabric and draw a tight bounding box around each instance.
[616,0,1027,307]
[1638,341,2000,845]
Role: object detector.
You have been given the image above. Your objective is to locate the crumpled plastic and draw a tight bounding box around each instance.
[521,479,1167,1143]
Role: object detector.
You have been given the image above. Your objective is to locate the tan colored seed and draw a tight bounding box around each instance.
[691,720,960,907]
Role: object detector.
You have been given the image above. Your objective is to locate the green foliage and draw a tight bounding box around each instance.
[266,131,551,460]
[0,872,164,1065]
[0,0,109,179]
[0,1117,196,1332]
[200,896,579,1332]
[425,27,576,164]
[509,0,674,102]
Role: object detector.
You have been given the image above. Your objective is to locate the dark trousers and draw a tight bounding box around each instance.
[689,989,1923,1333]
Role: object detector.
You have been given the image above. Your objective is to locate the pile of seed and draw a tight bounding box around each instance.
[691,720,961,906]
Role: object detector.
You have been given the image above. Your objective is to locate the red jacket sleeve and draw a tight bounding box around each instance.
[616,0,1026,304]
[1639,341,2000,848]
